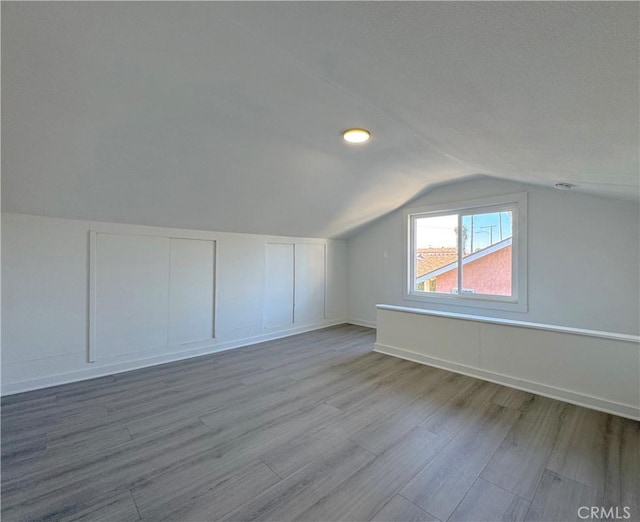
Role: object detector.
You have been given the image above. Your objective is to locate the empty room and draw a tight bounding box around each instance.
[1,2,639,522]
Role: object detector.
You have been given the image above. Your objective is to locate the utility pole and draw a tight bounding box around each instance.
[477,224,497,245]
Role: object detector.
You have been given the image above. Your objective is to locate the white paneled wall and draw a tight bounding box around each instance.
[1,213,347,394]
[90,233,216,362]
[375,305,640,420]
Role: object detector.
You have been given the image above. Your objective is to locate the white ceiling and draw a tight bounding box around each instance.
[3,2,638,238]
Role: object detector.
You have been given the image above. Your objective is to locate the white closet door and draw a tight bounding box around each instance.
[264,243,294,329]
[294,244,326,325]
[168,238,215,345]
[95,233,170,357]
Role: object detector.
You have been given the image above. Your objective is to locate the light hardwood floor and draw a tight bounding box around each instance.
[2,325,638,521]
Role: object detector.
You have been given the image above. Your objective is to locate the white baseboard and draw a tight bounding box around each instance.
[1,320,346,396]
[374,343,640,421]
[347,318,377,328]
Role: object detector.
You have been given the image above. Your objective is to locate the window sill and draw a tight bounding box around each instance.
[403,292,528,313]
[378,304,639,343]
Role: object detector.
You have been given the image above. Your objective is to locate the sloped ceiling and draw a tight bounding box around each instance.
[2,2,638,238]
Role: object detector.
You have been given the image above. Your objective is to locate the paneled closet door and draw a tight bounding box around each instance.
[264,243,295,329]
[294,244,326,325]
[168,238,215,345]
[94,233,170,358]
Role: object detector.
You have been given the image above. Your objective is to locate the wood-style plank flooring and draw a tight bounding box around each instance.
[2,325,638,521]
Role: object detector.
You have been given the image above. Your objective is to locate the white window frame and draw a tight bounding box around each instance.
[403,192,528,312]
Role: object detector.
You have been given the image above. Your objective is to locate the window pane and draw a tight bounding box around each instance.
[414,214,459,293]
[461,211,512,296]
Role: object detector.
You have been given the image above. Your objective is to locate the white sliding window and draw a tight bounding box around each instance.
[404,193,527,312]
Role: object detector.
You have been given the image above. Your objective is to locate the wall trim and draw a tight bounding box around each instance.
[377,304,639,343]
[374,343,640,421]
[347,318,377,329]
[1,319,346,396]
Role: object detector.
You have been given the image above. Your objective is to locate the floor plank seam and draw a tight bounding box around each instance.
[445,475,482,522]
[521,463,550,517]
[124,425,135,441]
[543,468,594,489]
[397,492,443,522]
[479,476,535,504]
[259,457,285,480]
[387,430,455,506]
[523,499,534,521]
[346,438,379,458]
[369,493,397,520]
[129,489,143,520]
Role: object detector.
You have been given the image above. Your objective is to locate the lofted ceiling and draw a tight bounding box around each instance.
[2,2,638,238]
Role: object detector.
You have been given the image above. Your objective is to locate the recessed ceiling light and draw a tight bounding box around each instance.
[554,182,576,190]
[342,128,371,144]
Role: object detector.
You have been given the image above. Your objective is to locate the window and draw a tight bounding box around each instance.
[404,193,527,312]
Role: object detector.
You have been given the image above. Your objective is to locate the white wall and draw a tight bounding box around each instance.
[1,213,347,394]
[348,177,640,335]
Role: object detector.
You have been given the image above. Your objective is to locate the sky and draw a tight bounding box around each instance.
[416,211,512,252]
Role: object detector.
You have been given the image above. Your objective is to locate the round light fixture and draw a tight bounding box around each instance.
[342,128,371,144]
[554,182,576,190]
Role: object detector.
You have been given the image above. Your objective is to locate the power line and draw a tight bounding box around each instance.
[475,224,497,244]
